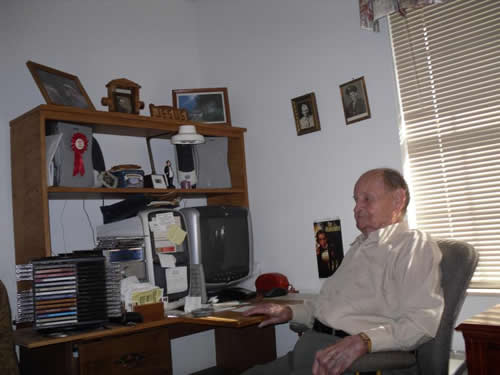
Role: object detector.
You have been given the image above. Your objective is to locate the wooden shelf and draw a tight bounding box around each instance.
[11,105,246,138]
[10,105,249,265]
[47,186,247,200]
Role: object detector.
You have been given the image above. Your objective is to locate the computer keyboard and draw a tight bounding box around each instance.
[215,287,256,302]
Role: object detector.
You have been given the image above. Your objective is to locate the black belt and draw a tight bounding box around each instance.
[313,319,350,338]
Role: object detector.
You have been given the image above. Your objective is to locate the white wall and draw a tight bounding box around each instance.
[192,0,499,355]
[195,0,401,294]
[193,0,402,356]
[1,0,498,373]
[1,0,201,281]
[0,0,212,373]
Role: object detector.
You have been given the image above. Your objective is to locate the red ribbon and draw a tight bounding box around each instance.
[71,133,88,176]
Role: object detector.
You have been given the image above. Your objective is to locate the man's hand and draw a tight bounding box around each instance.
[312,334,368,375]
[243,303,293,328]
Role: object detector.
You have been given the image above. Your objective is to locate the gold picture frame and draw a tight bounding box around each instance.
[26,60,95,110]
[291,92,321,136]
[340,76,371,125]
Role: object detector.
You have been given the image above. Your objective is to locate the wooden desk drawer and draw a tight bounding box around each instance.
[78,328,172,375]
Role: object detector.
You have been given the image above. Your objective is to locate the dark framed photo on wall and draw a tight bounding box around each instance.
[172,87,231,126]
[340,76,371,125]
[26,60,95,110]
[291,92,321,136]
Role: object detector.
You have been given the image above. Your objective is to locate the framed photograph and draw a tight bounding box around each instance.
[291,92,321,136]
[113,92,134,114]
[150,174,167,189]
[340,76,371,125]
[172,87,231,126]
[26,60,95,110]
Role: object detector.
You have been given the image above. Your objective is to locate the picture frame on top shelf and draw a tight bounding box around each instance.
[339,76,371,125]
[172,87,231,126]
[291,92,321,136]
[113,92,134,114]
[26,60,95,110]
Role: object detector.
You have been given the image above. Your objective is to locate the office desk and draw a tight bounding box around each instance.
[455,304,500,375]
[14,310,277,375]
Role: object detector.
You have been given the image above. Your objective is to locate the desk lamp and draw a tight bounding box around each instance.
[171,125,205,145]
[171,126,204,189]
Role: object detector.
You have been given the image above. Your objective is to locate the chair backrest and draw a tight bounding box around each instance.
[0,280,20,375]
[416,239,479,375]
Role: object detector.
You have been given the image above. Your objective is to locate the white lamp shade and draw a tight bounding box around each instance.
[171,125,205,144]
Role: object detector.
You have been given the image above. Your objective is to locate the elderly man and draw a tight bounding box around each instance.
[243,168,444,375]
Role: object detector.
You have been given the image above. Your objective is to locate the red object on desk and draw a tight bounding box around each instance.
[255,273,290,293]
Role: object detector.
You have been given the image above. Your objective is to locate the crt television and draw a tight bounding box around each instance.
[180,206,253,290]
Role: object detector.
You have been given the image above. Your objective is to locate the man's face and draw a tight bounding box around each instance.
[317,233,328,249]
[301,104,309,116]
[353,172,402,235]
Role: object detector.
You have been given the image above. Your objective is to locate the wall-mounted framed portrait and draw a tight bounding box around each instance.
[291,92,321,136]
[172,87,231,126]
[340,76,371,125]
[26,60,95,110]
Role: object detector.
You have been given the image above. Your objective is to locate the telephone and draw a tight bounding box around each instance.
[188,263,207,303]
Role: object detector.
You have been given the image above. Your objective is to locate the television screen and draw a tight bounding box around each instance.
[181,206,253,289]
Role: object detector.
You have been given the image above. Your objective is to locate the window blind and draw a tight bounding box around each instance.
[389,0,500,292]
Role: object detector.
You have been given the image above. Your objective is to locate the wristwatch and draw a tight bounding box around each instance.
[359,332,372,353]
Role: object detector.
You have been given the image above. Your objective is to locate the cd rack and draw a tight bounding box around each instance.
[32,255,109,332]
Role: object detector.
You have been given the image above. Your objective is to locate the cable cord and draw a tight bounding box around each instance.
[56,200,68,256]
[193,145,201,184]
[82,200,96,247]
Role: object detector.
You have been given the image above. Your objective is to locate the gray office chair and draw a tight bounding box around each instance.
[290,239,479,375]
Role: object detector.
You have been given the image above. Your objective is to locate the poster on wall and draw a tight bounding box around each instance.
[313,218,344,278]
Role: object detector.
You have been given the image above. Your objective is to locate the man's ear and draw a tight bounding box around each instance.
[393,188,406,214]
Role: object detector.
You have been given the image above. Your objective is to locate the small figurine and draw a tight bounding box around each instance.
[164,160,175,188]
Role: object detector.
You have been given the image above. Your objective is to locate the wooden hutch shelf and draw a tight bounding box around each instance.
[10,104,249,267]
[47,186,247,200]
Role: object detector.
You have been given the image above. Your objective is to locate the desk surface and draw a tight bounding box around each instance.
[14,298,305,349]
[14,317,182,349]
[456,303,500,332]
[455,303,500,375]
[14,312,266,349]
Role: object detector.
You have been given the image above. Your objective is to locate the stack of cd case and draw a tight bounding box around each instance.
[96,237,146,281]
[32,255,108,332]
[16,263,35,323]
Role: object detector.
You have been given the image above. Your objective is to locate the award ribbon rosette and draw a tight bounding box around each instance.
[71,132,89,176]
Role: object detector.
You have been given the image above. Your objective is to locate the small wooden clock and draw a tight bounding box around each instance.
[101,78,144,114]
